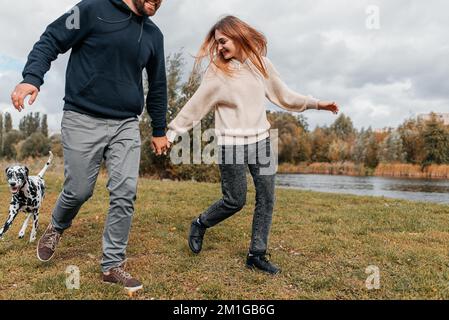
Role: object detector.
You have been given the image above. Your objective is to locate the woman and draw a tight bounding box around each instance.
[166,16,339,275]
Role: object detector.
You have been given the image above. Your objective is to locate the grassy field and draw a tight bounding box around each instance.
[0,158,449,300]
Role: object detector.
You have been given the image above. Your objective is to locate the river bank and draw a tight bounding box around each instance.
[278,162,449,179]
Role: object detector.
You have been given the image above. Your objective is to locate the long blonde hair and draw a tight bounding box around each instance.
[194,15,269,78]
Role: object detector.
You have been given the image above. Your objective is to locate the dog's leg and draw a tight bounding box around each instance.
[19,212,32,239]
[0,203,20,239]
[30,210,39,243]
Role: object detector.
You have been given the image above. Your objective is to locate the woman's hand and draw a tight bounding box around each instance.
[318,101,339,114]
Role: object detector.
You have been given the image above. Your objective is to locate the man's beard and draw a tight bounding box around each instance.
[132,0,159,16]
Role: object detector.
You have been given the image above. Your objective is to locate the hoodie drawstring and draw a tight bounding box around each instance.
[97,13,145,43]
[97,12,132,24]
[138,19,144,43]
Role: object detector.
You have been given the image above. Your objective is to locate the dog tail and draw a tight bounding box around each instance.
[38,151,54,179]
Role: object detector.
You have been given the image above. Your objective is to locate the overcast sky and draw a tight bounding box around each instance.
[0,0,448,134]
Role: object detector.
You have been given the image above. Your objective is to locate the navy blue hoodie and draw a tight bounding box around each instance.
[22,0,167,136]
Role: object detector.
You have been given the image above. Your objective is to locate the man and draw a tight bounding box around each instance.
[11,0,167,293]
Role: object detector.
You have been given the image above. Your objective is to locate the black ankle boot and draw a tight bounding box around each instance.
[246,253,281,275]
[188,217,207,254]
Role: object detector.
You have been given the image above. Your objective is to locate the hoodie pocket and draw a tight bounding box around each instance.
[79,74,143,111]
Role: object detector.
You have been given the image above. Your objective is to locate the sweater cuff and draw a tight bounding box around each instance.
[307,96,320,110]
[152,127,166,138]
[22,74,43,91]
[166,129,178,143]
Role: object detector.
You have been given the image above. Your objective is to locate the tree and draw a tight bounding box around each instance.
[364,128,380,168]
[140,51,212,181]
[330,113,356,140]
[4,112,13,133]
[50,134,63,157]
[378,131,406,163]
[422,114,449,165]
[328,139,351,163]
[140,53,184,178]
[310,126,332,162]
[166,51,184,119]
[397,118,426,164]
[19,132,51,159]
[352,127,379,168]
[41,114,49,137]
[352,128,366,164]
[268,111,311,163]
[176,64,204,126]
[292,114,309,133]
[19,112,41,136]
[2,130,24,159]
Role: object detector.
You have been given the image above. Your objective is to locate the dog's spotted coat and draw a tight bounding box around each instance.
[0,152,53,242]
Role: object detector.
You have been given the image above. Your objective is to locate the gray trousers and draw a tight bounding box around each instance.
[52,111,141,272]
[200,138,276,255]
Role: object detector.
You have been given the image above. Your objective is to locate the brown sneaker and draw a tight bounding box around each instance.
[103,266,143,294]
[37,224,62,262]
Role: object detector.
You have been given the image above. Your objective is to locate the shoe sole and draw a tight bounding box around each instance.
[125,285,143,298]
[245,264,281,275]
[125,285,143,293]
[104,281,143,296]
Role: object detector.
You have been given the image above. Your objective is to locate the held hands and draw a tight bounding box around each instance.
[318,101,339,115]
[11,83,39,112]
[151,136,171,156]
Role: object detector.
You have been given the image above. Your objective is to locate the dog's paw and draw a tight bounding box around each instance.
[18,232,25,239]
[30,232,37,243]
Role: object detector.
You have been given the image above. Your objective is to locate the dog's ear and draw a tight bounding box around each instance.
[5,167,10,176]
[23,166,29,177]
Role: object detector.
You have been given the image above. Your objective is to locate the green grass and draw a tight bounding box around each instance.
[0,166,449,300]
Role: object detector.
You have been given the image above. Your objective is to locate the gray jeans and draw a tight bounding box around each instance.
[200,138,276,255]
[52,111,141,272]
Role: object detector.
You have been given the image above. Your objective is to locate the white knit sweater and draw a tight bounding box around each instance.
[166,57,319,145]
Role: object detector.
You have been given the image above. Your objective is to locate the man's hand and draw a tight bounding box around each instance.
[318,101,339,115]
[151,136,169,156]
[11,83,39,112]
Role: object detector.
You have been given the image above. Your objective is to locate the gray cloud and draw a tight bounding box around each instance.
[0,0,447,133]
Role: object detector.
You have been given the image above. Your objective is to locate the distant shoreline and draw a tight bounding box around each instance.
[278,162,449,180]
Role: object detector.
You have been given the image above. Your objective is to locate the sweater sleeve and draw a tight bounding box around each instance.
[146,31,168,137]
[21,0,94,90]
[264,57,319,112]
[166,66,220,143]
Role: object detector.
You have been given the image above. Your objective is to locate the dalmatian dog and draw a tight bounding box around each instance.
[0,152,53,243]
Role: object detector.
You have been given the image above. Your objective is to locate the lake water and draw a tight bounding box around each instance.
[276,174,449,204]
